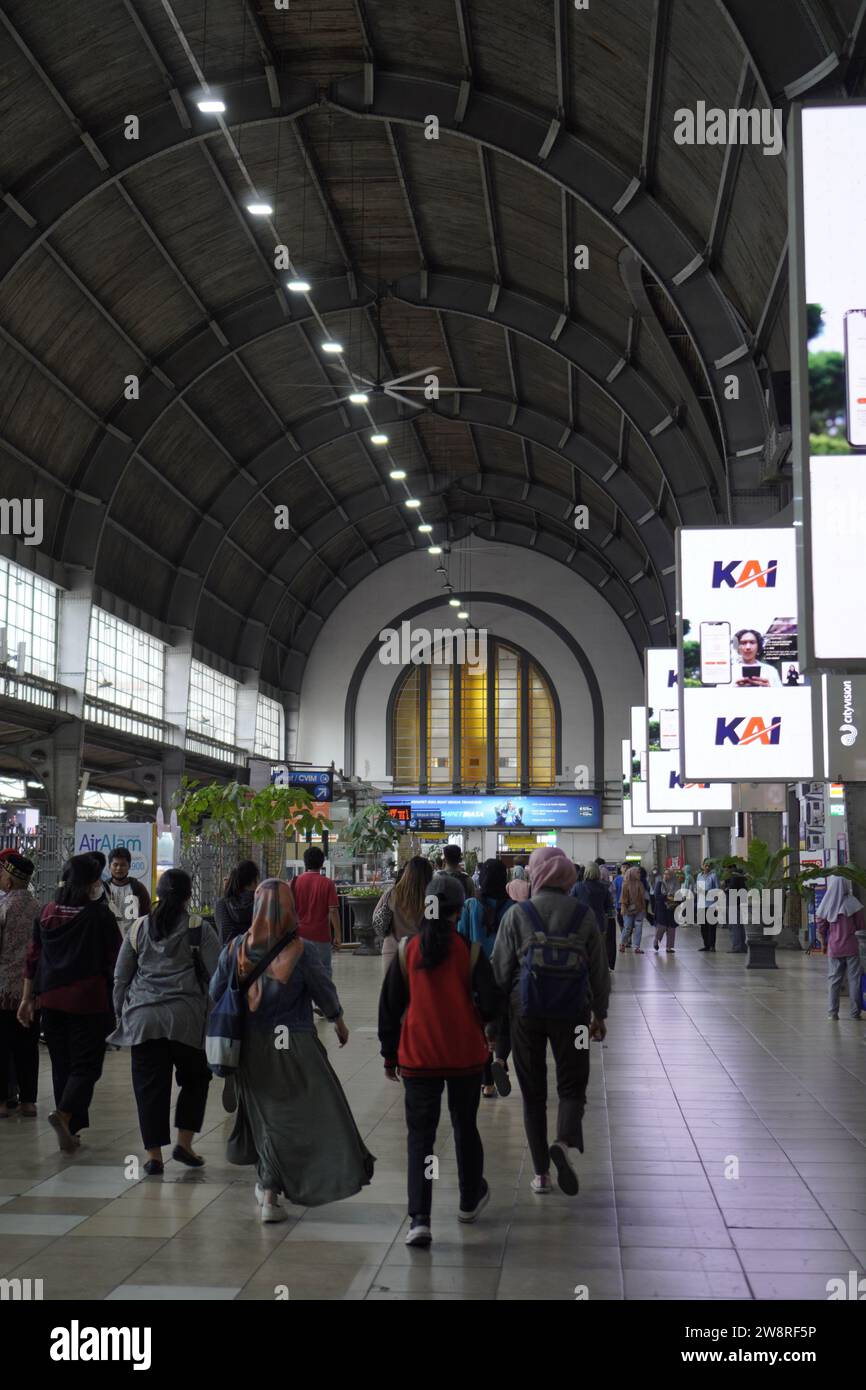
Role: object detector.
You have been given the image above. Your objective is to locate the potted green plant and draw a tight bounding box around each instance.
[711,841,866,969]
[342,805,401,954]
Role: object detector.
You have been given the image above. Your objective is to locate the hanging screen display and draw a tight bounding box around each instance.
[791,101,866,669]
[645,648,732,812]
[677,528,815,781]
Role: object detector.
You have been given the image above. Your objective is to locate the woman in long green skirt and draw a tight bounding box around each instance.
[211,879,374,1222]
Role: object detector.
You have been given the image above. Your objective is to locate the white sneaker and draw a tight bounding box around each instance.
[255,1183,280,1208]
[405,1220,432,1246]
[260,1201,289,1224]
[530,1174,552,1194]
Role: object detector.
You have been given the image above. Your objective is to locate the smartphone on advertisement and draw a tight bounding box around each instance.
[659,709,679,749]
[844,309,866,448]
[699,621,732,685]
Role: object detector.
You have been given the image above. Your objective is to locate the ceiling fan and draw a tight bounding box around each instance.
[343,366,482,410]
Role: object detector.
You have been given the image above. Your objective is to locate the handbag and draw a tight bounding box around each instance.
[205,931,291,1076]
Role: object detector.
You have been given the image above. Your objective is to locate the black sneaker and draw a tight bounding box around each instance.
[405,1218,432,1247]
[491,1060,511,1097]
[549,1142,579,1196]
[458,1178,490,1224]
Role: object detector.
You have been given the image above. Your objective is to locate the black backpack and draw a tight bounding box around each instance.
[518,899,590,1019]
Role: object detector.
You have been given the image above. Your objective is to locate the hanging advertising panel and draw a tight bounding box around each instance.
[645,648,733,812]
[790,101,866,670]
[821,674,866,781]
[677,527,815,781]
[621,738,673,836]
[631,705,693,827]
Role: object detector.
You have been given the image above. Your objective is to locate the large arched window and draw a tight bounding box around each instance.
[389,639,558,791]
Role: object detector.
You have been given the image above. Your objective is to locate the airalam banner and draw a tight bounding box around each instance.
[677,527,815,781]
[645,648,733,812]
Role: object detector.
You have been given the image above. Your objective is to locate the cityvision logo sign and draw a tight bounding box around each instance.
[840,680,858,748]
[715,716,782,747]
[711,559,777,589]
[669,773,710,789]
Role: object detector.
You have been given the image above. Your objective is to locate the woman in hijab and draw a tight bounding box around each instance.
[210,878,374,1221]
[652,869,678,953]
[506,863,530,902]
[492,847,610,1197]
[572,861,616,969]
[816,877,865,1021]
[620,866,648,954]
[459,859,513,1097]
[17,853,121,1152]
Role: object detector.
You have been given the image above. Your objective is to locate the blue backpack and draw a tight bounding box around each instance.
[518,899,590,1020]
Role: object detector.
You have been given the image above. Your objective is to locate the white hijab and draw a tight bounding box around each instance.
[816,876,863,922]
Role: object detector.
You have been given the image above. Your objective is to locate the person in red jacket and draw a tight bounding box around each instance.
[378,872,505,1248]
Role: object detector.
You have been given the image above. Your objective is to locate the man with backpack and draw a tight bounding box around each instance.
[491,846,610,1197]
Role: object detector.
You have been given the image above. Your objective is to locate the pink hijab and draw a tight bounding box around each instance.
[528,847,577,893]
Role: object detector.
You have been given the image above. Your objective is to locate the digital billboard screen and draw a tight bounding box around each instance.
[383,794,601,829]
[792,102,866,669]
[677,527,815,781]
[645,648,732,812]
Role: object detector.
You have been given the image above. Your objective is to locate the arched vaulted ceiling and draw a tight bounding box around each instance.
[1,0,863,690]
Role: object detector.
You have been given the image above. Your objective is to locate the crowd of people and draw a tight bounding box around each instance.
[0,838,861,1249]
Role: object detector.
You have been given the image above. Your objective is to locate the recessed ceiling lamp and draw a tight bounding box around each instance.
[404,499,421,509]
[197,98,225,113]
[389,468,406,480]
[320,341,343,354]
[287,279,311,293]
[246,201,273,216]
[349,392,369,405]
[370,433,389,446]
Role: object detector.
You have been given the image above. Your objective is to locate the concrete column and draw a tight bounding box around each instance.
[746,811,785,967]
[845,783,866,876]
[235,668,260,754]
[159,747,187,818]
[164,630,193,748]
[706,825,731,861]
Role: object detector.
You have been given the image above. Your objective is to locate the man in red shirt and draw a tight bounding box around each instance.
[291,846,341,981]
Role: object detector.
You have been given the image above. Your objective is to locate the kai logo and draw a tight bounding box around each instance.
[669,773,710,789]
[715,716,782,747]
[711,559,777,589]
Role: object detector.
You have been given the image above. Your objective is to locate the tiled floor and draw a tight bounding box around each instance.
[2,934,865,1300]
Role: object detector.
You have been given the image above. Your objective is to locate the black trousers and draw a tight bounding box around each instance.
[701,920,717,950]
[510,1008,591,1174]
[41,1009,112,1134]
[482,1012,512,1086]
[0,1008,40,1104]
[130,1038,212,1150]
[403,1074,484,1219]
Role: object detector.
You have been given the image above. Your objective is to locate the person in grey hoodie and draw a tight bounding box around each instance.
[214,861,259,946]
[110,869,220,1176]
[492,847,610,1198]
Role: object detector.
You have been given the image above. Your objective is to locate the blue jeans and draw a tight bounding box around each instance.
[622,914,644,948]
[828,956,861,1018]
[302,938,333,979]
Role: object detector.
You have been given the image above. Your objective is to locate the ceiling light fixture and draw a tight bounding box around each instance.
[287,279,311,293]
[370,433,389,445]
[197,99,226,113]
[349,392,369,405]
[246,201,273,216]
[418,523,433,533]
[428,546,443,555]
[449,599,461,608]
[405,499,421,509]
[389,468,407,480]
[457,610,469,620]
[321,341,343,354]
